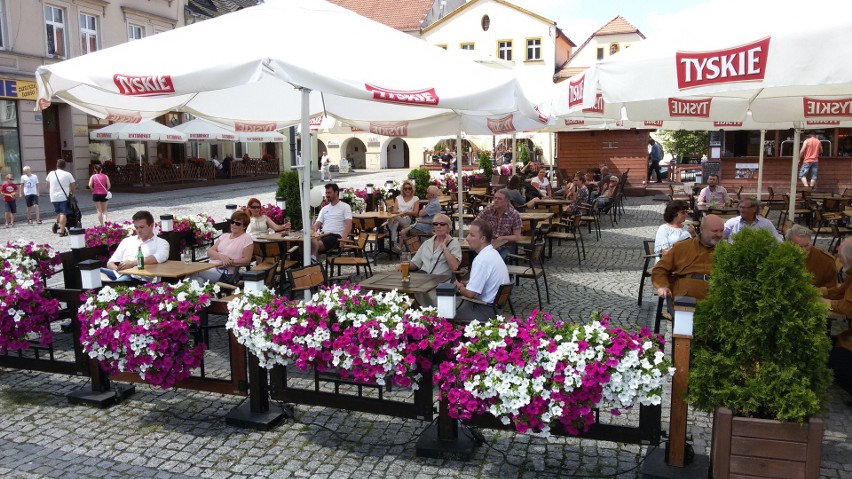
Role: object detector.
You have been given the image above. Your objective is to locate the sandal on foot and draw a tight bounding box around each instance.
[37,220,43,224]
[59,230,68,237]
[27,220,33,225]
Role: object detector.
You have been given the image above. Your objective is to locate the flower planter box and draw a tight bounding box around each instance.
[711,407,823,479]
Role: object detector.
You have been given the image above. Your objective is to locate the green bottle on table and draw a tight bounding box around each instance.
[137,245,144,270]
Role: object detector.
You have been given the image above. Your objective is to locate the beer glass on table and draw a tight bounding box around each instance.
[181,249,192,264]
[400,252,411,282]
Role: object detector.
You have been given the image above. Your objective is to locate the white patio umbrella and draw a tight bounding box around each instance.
[573,11,852,221]
[89,120,188,143]
[37,0,539,274]
[173,118,238,142]
[239,131,286,143]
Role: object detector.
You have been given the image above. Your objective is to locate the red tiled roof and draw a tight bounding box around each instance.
[593,16,644,38]
[329,0,434,32]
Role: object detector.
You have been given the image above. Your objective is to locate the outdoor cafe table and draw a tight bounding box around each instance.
[693,205,738,221]
[118,260,216,280]
[534,198,572,206]
[357,271,451,295]
[353,212,399,221]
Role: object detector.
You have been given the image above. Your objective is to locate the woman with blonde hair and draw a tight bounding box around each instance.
[388,180,419,251]
[244,197,289,239]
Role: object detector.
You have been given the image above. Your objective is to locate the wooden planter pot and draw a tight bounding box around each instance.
[711,407,823,479]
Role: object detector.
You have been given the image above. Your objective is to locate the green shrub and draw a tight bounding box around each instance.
[479,152,492,183]
[688,228,832,422]
[276,170,302,230]
[407,168,431,199]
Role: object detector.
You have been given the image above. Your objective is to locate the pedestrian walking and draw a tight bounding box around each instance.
[799,132,822,188]
[2,174,18,227]
[19,166,41,224]
[46,159,76,236]
[320,151,331,181]
[648,139,664,183]
[88,164,112,226]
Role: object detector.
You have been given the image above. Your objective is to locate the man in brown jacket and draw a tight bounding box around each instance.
[786,224,837,289]
[652,214,725,300]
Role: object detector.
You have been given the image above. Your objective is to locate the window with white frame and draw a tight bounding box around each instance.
[460,43,474,51]
[45,5,67,58]
[526,38,541,61]
[80,13,98,55]
[596,47,604,60]
[128,24,144,41]
[497,40,512,61]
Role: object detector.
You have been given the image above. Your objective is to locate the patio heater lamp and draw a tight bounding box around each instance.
[78,259,102,290]
[160,214,174,233]
[225,204,237,220]
[241,269,267,293]
[385,180,394,191]
[276,196,286,210]
[366,184,374,211]
[436,283,457,319]
[69,227,86,249]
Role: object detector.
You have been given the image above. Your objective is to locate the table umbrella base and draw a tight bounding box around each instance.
[66,383,136,409]
[416,422,481,461]
[225,401,291,431]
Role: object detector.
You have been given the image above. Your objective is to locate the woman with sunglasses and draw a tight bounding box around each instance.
[400,213,461,307]
[387,180,419,251]
[190,210,254,285]
[245,197,289,240]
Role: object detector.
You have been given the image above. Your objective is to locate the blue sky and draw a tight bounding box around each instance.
[510,0,809,45]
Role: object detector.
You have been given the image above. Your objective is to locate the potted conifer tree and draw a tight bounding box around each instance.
[689,228,832,479]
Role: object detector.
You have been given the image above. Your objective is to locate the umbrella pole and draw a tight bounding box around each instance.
[457,127,464,241]
[756,130,766,202]
[300,89,313,302]
[511,134,517,175]
[788,129,801,225]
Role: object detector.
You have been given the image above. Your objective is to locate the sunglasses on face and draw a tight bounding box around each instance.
[231,221,244,227]
[432,222,448,226]
[249,205,261,209]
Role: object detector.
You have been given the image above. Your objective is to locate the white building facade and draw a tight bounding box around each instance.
[317,0,574,171]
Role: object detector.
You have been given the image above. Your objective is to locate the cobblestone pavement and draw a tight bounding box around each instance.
[0,171,850,478]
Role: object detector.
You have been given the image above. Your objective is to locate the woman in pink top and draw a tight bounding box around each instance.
[87,164,111,225]
[191,210,255,285]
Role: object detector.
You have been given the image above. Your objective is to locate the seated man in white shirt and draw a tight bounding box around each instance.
[311,183,353,263]
[100,210,170,284]
[454,219,510,323]
[723,196,782,242]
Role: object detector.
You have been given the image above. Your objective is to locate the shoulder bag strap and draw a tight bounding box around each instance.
[428,238,455,274]
[55,171,70,200]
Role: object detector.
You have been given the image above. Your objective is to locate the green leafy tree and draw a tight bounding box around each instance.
[479,152,492,183]
[407,168,432,199]
[276,171,302,230]
[688,228,832,422]
[519,143,529,166]
[658,130,708,163]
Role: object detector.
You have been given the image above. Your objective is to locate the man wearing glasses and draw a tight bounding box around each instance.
[311,183,353,263]
[476,189,522,262]
[101,210,170,284]
[723,196,782,243]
